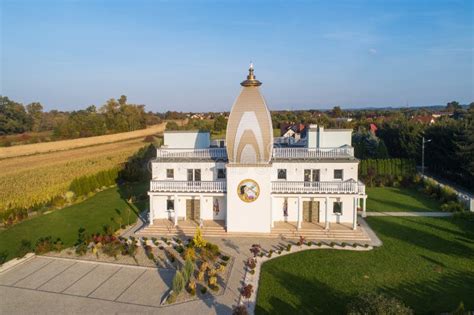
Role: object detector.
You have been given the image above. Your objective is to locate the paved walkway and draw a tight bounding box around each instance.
[366,211,453,217]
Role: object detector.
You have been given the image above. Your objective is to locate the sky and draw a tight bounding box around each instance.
[1,0,473,112]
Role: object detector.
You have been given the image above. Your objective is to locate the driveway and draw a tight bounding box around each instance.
[0,256,176,313]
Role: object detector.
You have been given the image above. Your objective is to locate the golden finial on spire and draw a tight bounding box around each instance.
[241,62,262,87]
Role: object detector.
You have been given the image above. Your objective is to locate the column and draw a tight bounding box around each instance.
[173,194,178,226]
[352,197,357,230]
[270,198,274,228]
[199,195,204,227]
[362,197,367,218]
[325,196,329,230]
[297,196,302,229]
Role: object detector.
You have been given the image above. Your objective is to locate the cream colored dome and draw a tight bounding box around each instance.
[226,66,273,164]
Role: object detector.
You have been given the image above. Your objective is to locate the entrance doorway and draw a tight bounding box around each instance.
[186,199,200,221]
[303,201,319,222]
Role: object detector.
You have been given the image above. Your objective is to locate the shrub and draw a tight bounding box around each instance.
[250,244,261,257]
[184,247,196,261]
[0,251,8,265]
[286,244,292,252]
[329,242,336,247]
[174,245,184,254]
[221,255,230,261]
[35,236,54,254]
[17,239,32,258]
[193,228,207,248]
[183,258,194,283]
[172,271,185,295]
[167,292,177,304]
[102,240,122,259]
[347,292,413,315]
[200,286,207,294]
[205,242,220,257]
[188,279,196,296]
[441,201,465,212]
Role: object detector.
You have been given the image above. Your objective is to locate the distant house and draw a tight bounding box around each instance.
[412,115,437,125]
[280,123,307,141]
[369,123,378,135]
[334,117,353,123]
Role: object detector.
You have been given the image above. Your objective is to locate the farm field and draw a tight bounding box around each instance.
[0,182,147,261]
[0,122,167,159]
[366,186,442,212]
[0,137,150,213]
[256,216,474,314]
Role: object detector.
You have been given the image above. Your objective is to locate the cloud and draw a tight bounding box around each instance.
[369,48,377,55]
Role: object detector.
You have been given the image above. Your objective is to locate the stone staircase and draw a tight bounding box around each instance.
[136,220,371,242]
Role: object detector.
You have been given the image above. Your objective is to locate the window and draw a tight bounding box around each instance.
[166,169,174,179]
[217,168,226,179]
[187,169,201,181]
[334,169,343,180]
[277,169,287,180]
[304,169,320,184]
[333,202,342,214]
[167,200,174,210]
[194,169,201,181]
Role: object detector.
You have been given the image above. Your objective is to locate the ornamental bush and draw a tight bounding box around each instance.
[172,271,185,295]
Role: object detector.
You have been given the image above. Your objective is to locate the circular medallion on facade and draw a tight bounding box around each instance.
[237,179,260,203]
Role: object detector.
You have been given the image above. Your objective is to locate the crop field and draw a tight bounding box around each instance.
[0,138,150,213]
[0,122,167,159]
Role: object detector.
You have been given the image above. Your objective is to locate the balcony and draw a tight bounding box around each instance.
[150,180,226,193]
[272,180,365,194]
[272,147,354,160]
[155,148,227,160]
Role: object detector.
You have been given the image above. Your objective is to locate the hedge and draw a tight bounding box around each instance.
[69,167,120,197]
[359,159,416,178]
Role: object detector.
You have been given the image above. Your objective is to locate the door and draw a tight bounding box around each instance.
[303,201,320,222]
[186,199,200,221]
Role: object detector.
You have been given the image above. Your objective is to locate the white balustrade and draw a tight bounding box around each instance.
[150,180,226,192]
[272,181,365,194]
[272,147,354,159]
[156,148,227,159]
[155,146,353,160]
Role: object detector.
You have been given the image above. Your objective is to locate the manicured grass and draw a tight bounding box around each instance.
[0,182,148,261]
[256,216,474,314]
[367,186,442,212]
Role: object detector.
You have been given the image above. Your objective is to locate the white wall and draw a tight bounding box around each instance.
[307,125,352,148]
[226,166,272,233]
[271,161,359,182]
[164,131,210,149]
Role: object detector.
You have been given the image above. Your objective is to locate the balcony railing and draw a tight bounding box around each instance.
[150,180,226,193]
[156,148,227,160]
[272,180,365,194]
[272,147,354,160]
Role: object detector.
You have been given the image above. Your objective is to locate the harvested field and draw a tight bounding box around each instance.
[0,138,150,213]
[0,122,167,159]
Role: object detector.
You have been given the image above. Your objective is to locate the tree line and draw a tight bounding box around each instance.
[0,95,161,139]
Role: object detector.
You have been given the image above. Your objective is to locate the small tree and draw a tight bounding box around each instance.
[241,284,254,306]
[183,258,194,283]
[193,228,207,248]
[172,270,185,295]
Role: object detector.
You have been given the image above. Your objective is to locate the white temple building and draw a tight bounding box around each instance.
[147,66,367,235]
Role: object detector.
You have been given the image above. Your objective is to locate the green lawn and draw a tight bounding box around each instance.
[256,216,474,314]
[367,187,442,212]
[0,182,148,261]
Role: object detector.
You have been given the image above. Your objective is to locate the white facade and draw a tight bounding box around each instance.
[148,66,367,233]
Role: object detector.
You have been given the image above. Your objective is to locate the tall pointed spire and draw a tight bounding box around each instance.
[241,62,262,87]
[227,64,273,164]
